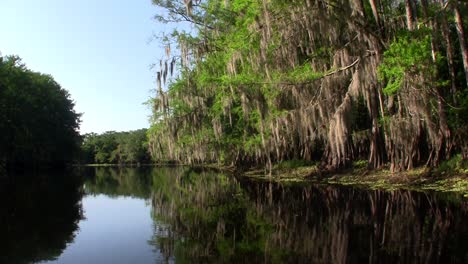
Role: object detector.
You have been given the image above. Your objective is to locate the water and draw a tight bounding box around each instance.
[0,167,467,263]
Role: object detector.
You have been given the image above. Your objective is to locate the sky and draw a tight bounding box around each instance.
[0,0,170,133]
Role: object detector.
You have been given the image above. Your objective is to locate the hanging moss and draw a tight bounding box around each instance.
[148,0,468,172]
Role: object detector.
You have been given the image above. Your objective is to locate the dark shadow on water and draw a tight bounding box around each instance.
[0,171,84,264]
[148,167,468,263]
[238,180,468,263]
[1,167,467,263]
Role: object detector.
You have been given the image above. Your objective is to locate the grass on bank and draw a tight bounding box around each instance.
[77,157,468,197]
[240,156,468,197]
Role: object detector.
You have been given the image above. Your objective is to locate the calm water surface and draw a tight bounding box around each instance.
[0,167,467,263]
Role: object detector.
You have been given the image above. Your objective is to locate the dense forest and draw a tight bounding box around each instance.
[148,0,468,172]
[0,55,81,170]
[0,54,150,169]
[79,129,151,165]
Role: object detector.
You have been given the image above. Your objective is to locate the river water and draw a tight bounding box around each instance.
[1,166,467,263]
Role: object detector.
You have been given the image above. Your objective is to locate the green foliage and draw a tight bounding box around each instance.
[447,87,468,130]
[274,159,314,170]
[272,62,323,83]
[148,167,286,262]
[149,0,468,171]
[437,155,468,175]
[0,54,81,169]
[79,129,150,165]
[378,31,434,95]
[353,160,368,169]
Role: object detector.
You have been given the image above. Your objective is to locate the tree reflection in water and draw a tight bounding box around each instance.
[0,172,84,264]
[83,167,153,199]
[6,167,464,263]
[149,167,468,263]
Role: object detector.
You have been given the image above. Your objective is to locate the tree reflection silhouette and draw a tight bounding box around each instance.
[148,167,468,263]
[0,173,84,263]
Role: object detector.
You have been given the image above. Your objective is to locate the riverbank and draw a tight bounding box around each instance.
[75,161,468,197]
[74,163,175,167]
[238,160,468,198]
[324,170,468,197]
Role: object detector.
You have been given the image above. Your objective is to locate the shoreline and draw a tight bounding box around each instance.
[75,162,468,197]
[239,165,468,198]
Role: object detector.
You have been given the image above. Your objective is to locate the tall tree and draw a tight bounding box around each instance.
[148,0,467,172]
[405,0,416,30]
[369,0,382,29]
[438,0,458,95]
[0,55,81,169]
[453,1,468,86]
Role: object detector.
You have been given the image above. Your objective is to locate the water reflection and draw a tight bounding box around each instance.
[149,167,247,263]
[1,167,467,263]
[0,173,84,263]
[239,181,468,263]
[83,167,153,199]
[42,167,163,264]
[148,167,468,263]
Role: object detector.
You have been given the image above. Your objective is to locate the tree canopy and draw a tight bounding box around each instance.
[148,0,468,172]
[0,54,81,169]
[79,129,151,165]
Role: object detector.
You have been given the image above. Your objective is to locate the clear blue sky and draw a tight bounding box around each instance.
[0,0,168,134]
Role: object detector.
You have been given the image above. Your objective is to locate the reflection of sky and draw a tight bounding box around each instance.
[41,194,167,264]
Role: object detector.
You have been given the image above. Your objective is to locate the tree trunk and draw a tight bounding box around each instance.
[438,0,457,96]
[405,0,416,30]
[367,87,385,169]
[369,0,381,28]
[421,0,438,62]
[454,2,468,87]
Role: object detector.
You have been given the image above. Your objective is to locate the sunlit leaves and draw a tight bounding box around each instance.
[378,31,434,95]
[80,129,150,164]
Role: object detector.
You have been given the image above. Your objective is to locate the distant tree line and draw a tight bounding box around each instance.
[0,54,81,170]
[79,129,151,165]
